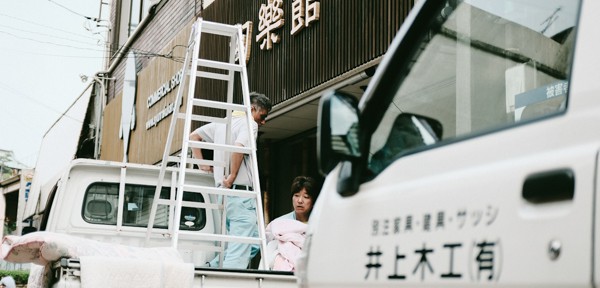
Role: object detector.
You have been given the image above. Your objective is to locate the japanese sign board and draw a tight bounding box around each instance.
[364,205,502,283]
[291,0,320,35]
[256,0,321,50]
[515,80,568,109]
[257,0,285,50]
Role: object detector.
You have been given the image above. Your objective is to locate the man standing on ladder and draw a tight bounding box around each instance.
[190,92,272,269]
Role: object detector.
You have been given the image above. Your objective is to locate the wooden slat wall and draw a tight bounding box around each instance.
[100,92,124,161]
[201,0,414,105]
[108,0,198,103]
[128,24,193,164]
[108,0,414,109]
[101,24,193,163]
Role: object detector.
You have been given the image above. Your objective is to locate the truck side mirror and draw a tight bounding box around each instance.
[317,91,361,176]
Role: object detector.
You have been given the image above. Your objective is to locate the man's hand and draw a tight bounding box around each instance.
[222,174,234,188]
[200,165,213,173]
[190,132,212,173]
[223,145,243,189]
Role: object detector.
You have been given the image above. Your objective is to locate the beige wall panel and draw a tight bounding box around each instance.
[100,93,124,162]
[129,24,192,165]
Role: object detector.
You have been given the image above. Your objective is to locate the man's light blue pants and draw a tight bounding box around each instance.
[209,196,259,269]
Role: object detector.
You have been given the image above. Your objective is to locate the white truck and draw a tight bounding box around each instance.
[12,159,296,287]
[4,18,295,286]
[298,0,600,287]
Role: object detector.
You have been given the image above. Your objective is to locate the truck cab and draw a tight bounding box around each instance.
[7,158,299,287]
[42,159,219,266]
[299,0,600,286]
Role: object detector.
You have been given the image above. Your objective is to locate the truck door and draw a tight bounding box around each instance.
[304,0,600,287]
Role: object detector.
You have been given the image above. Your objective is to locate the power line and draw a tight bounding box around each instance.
[0,46,106,59]
[0,29,106,52]
[0,81,83,124]
[0,24,103,48]
[0,12,186,62]
[0,12,97,40]
[540,7,562,35]
[0,26,185,65]
[0,44,186,63]
[47,0,100,22]
[0,25,185,62]
[0,105,44,142]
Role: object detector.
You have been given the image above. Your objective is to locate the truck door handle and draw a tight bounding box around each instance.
[522,169,574,203]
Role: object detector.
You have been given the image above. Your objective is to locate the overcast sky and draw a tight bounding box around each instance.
[0,0,106,167]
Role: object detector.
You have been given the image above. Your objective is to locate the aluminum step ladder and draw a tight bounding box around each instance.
[144,17,268,269]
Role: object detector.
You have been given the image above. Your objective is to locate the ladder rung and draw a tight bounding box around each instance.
[178,167,214,176]
[156,199,222,210]
[198,71,232,81]
[177,113,228,124]
[188,140,253,154]
[192,99,246,112]
[201,21,239,37]
[198,59,242,72]
[182,184,257,198]
[167,156,227,167]
[164,166,220,177]
[178,230,263,245]
[145,239,221,253]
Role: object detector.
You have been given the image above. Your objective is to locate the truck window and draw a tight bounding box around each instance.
[82,182,206,231]
[368,0,580,175]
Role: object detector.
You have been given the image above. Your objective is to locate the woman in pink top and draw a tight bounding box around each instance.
[266,176,319,271]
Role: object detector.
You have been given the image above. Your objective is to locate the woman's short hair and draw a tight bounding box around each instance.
[290,176,318,199]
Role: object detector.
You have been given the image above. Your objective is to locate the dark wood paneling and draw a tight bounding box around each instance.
[107,0,414,105]
[201,0,414,106]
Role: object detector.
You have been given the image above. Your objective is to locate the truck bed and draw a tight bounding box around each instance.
[53,258,297,288]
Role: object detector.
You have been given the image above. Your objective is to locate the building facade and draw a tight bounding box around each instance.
[0,149,33,248]
[93,0,414,220]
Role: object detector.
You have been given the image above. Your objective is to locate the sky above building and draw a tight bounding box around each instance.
[0,0,107,167]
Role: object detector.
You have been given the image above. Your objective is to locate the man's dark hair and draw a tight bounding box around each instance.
[250,91,272,112]
[290,176,318,200]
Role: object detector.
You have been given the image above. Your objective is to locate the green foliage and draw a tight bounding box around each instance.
[0,150,20,181]
[0,270,29,284]
[3,221,16,235]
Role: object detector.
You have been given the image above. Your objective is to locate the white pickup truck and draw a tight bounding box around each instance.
[298,0,600,287]
[10,159,296,287]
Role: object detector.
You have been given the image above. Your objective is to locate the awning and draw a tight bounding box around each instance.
[23,83,93,220]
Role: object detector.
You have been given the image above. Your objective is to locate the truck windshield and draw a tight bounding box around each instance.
[369,0,580,175]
